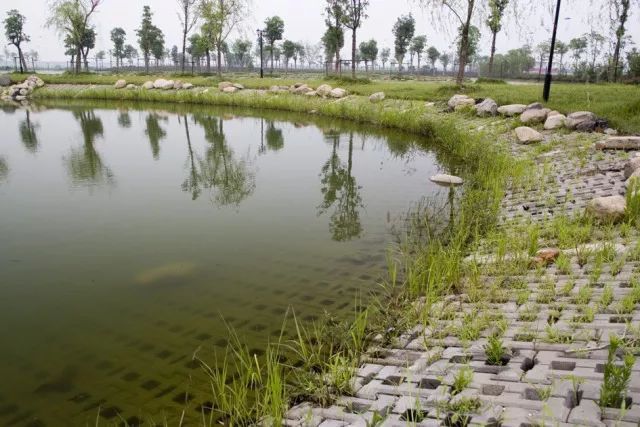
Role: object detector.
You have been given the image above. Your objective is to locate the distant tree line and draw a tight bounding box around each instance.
[3,0,640,82]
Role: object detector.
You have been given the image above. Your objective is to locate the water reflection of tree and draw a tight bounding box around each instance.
[182,114,255,206]
[117,111,131,128]
[0,156,8,183]
[145,113,167,160]
[65,109,113,185]
[265,121,284,151]
[318,131,363,241]
[19,110,39,153]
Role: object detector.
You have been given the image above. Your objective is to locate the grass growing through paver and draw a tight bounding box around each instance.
[600,336,635,410]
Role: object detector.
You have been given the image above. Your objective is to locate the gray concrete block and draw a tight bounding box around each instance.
[568,399,605,426]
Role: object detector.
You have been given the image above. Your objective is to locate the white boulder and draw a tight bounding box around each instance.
[430,174,464,186]
[142,81,154,90]
[586,195,626,222]
[114,79,127,89]
[475,98,498,117]
[497,104,527,116]
[316,84,333,97]
[330,88,347,98]
[515,126,544,144]
[520,108,548,124]
[369,92,385,103]
[218,81,234,91]
[223,86,239,94]
[448,94,475,110]
[544,114,566,130]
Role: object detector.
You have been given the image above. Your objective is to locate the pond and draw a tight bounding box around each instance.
[0,101,457,425]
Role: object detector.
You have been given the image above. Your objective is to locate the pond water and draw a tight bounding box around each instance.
[0,102,456,425]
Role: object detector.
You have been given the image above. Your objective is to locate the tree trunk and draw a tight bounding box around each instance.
[145,55,150,73]
[76,46,82,74]
[206,51,211,74]
[217,47,222,77]
[16,45,25,73]
[456,0,475,86]
[181,23,187,73]
[611,0,630,82]
[417,55,421,72]
[270,44,274,74]
[488,30,497,75]
[351,29,356,78]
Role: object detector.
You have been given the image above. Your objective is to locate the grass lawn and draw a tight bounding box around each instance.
[10,71,640,134]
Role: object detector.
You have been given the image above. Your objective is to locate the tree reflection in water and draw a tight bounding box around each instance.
[117,110,132,128]
[182,114,255,206]
[19,110,39,153]
[145,113,167,160]
[65,109,113,186]
[0,156,8,183]
[265,121,284,151]
[318,130,363,242]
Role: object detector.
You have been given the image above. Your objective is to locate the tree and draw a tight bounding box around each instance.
[151,27,165,66]
[80,27,96,71]
[420,0,480,85]
[123,44,137,66]
[392,14,415,69]
[322,26,344,67]
[136,6,163,73]
[171,45,179,65]
[359,39,378,71]
[342,0,369,78]
[607,0,638,81]
[263,16,284,74]
[628,48,640,78]
[568,36,587,72]
[586,31,606,74]
[47,0,102,74]
[3,10,29,73]
[427,46,440,74]
[177,0,198,73]
[293,43,304,68]
[554,41,568,75]
[440,52,451,74]
[188,33,209,69]
[410,35,427,70]
[486,0,508,75]
[200,0,248,76]
[380,47,390,68]
[457,24,480,70]
[282,39,296,72]
[535,41,550,78]
[324,0,346,71]
[232,39,251,67]
[110,27,126,69]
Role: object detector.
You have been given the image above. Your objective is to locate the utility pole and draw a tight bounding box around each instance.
[257,29,264,78]
[543,0,562,102]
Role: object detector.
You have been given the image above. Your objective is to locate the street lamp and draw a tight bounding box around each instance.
[256,29,264,79]
[543,0,562,102]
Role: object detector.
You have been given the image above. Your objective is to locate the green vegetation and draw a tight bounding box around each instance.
[485,334,508,366]
[600,336,635,409]
[16,72,640,133]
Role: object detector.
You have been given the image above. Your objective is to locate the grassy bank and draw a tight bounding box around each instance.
[30,86,522,424]
[15,71,640,133]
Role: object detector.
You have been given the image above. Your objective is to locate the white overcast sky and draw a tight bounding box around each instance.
[1,0,638,61]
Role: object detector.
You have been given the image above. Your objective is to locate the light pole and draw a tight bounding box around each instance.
[543,0,562,102]
[257,29,264,79]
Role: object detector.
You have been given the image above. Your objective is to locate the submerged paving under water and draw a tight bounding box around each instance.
[0,102,453,425]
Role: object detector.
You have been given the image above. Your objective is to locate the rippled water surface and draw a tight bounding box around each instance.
[0,102,455,425]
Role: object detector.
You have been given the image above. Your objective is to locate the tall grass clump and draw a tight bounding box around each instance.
[599,336,635,409]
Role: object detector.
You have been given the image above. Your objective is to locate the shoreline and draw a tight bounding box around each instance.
[4,81,639,425]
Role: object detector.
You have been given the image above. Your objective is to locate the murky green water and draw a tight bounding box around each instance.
[0,101,455,425]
